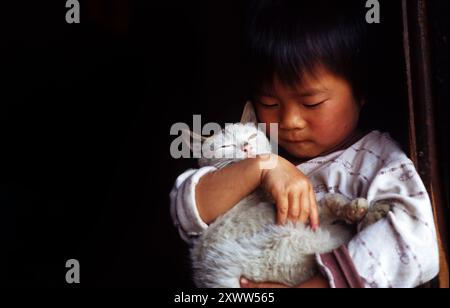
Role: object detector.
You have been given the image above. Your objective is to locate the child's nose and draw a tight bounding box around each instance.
[279,104,307,130]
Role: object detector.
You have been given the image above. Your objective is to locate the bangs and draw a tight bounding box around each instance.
[245,0,368,99]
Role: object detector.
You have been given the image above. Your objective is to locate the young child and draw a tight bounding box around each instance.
[170,0,439,288]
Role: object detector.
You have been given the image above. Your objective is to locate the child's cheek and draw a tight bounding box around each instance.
[313,113,353,147]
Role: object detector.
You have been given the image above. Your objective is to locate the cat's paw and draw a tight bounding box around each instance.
[358,202,392,230]
[321,193,350,217]
[343,198,369,224]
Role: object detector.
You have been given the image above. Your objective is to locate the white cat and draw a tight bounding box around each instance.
[187,102,384,288]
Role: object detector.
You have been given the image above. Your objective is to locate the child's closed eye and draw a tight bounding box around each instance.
[303,101,326,109]
[256,98,326,109]
[256,97,279,109]
[258,101,279,109]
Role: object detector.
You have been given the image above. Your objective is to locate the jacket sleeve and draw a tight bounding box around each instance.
[169,167,217,245]
[317,159,440,288]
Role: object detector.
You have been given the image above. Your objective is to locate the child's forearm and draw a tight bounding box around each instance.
[195,156,264,225]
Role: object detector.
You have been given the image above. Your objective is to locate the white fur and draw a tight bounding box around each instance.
[190,123,356,288]
[199,123,272,169]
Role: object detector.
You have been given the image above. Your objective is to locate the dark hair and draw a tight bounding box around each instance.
[244,0,369,102]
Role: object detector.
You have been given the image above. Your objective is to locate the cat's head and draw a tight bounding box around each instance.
[184,102,272,169]
[198,122,272,168]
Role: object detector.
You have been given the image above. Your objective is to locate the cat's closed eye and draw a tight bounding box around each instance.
[221,145,236,149]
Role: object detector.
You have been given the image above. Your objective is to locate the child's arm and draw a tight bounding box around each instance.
[197,154,319,226]
[316,158,440,288]
[170,154,320,244]
[195,156,265,225]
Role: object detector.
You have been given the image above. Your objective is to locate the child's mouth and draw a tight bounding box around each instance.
[281,138,308,144]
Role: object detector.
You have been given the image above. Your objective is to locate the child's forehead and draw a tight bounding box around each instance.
[258,72,331,98]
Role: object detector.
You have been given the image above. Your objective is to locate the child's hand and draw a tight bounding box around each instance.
[259,154,319,229]
[240,277,289,288]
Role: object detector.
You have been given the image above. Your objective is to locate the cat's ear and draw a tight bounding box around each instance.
[240,101,258,125]
[181,129,206,151]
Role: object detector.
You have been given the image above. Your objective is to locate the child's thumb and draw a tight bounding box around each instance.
[240,277,250,288]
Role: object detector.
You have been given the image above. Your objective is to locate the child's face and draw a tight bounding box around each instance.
[254,68,362,159]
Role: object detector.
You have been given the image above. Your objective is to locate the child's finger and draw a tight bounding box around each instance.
[288,191,300,222]
[309,189,320,230]
[276,195,289,225]
[240,277,251,288]
[299,192,310,224]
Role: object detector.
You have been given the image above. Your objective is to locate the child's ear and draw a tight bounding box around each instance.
[181,129,206,152]
[240,101,258,125]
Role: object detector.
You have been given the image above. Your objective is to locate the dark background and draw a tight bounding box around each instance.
[1,0,447,287]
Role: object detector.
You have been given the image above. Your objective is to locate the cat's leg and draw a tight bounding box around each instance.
[320,194,369,224]
[320,193,350,218]
[358,201,392,231]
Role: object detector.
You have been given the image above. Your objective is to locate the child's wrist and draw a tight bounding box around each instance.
[255,153,277,183]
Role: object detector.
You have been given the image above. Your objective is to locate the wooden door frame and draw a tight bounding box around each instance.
[401,0,449,288]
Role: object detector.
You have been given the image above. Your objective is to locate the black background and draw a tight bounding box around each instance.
[1,0,447,287]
